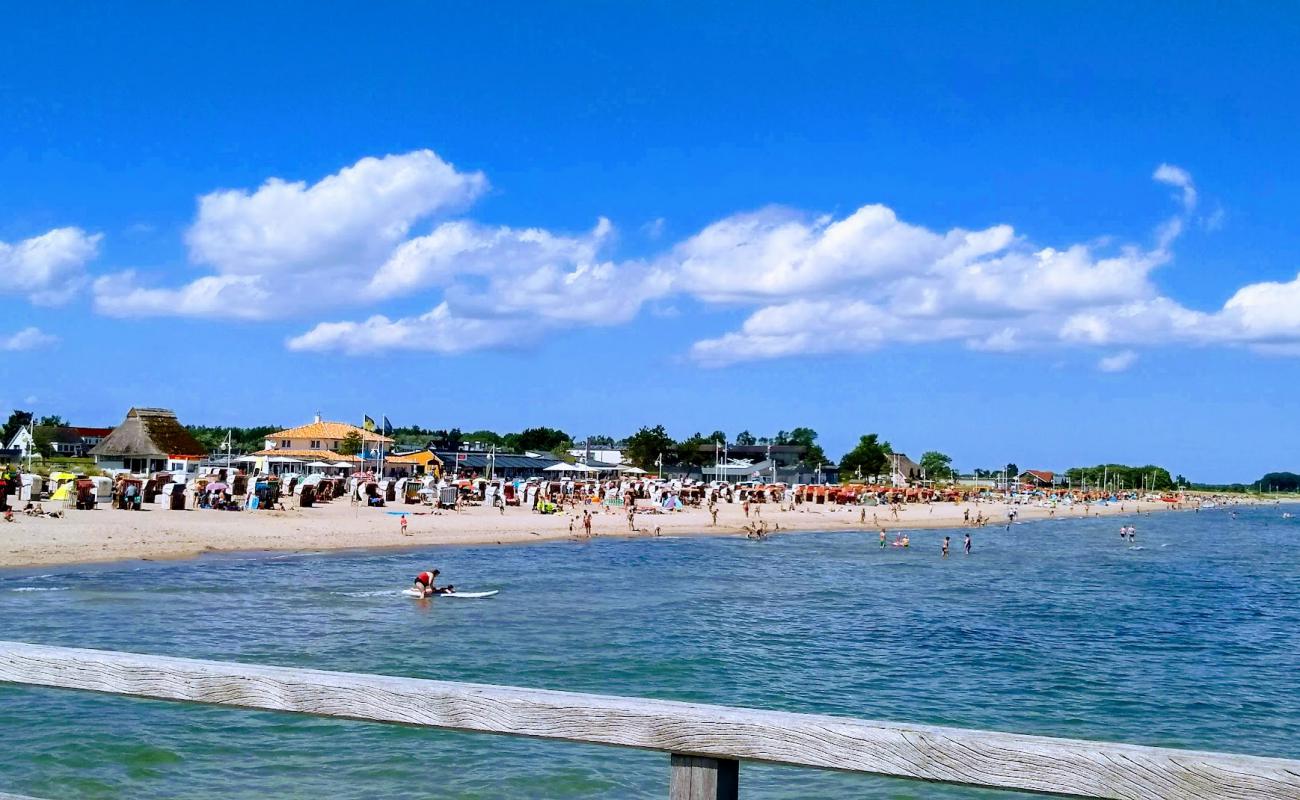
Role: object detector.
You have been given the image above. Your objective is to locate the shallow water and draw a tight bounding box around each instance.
[1,505,1297,798]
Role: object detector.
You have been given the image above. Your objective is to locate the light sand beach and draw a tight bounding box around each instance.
[0,495,1232,568]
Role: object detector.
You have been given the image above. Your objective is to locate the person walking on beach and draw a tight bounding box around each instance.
[964,533,971,555]
[743,499,751,518]
[583,510,594,537]
[400,515,409,536]
[942,536,950,558]
[709,504,719,526]
[860,507,866,524]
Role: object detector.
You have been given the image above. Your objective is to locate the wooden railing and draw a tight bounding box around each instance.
[1,641,1297,799]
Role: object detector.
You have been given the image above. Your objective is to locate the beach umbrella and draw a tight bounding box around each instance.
[207,482,229,492]
[50,471,76,481]
[331,461,353,468]
[306,461,332,469]
[617,465,647,474]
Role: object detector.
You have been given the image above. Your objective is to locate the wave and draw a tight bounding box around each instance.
[7,587,69,592]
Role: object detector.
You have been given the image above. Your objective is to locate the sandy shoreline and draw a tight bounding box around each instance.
[4,493,1279,570]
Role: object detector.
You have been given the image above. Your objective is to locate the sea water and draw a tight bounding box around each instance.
[1,505,1297,798]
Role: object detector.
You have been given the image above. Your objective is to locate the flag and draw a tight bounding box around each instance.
[363,415,376,432]
[382,416,393,436]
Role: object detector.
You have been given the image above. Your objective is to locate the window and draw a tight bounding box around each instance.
[310,440,321,449]
[281,440,290,448]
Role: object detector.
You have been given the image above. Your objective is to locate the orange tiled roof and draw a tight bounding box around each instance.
[1022,470,1054,483]
[250,448,362,463]
[267,421,393,443]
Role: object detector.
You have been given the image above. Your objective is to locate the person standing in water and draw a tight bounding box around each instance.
[879,528,887,548]
[964,533,971,555]
[942,536,950,558]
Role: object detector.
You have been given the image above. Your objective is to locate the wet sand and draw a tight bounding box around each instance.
[0,494,1242,569]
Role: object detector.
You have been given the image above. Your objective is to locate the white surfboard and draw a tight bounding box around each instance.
[403,588,498,599]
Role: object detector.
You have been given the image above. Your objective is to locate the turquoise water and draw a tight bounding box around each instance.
[1,506,1298,798]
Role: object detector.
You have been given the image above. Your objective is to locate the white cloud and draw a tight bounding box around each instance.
[75,155,1300,365]
[1,326,59,351]
[1097,350,1138,372]
[1153,163,1197,212]
[95,150,487,319]
[686,165,1300,366]
[287,303,524,356]
[0,227,102,305]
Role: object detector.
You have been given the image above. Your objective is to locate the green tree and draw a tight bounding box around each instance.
[507,427,571,453]
[1005,463,1019,481]
[839,434,891,481]
[37,414,66,427]
[674,432,715,467]
[625,425,676,470]
[919,451,954,481]
[338,431,364,456]
[734,430,756,446]
[1258,472,1300,492]
[32,426,54,458]
[463,429,505,448]
[708,430,727,445]
[1,410,33,446]
[787,427,827,466]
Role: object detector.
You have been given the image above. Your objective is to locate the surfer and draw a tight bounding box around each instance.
[413,569,454,597]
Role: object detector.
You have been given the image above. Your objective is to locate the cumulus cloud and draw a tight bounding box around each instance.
[686,165,1300,366]
[94,150,487,319]
[0,227,102,305]
[1097,350,1138,372]
[77,154,1300,364]
[1,326,59,351]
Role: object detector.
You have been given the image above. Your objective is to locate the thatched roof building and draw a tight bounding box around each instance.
[89,408,205,473]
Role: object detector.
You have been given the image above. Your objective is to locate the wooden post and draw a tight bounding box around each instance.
[669,753,738,800]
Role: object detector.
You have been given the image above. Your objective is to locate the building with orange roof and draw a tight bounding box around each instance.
[252,414,394,463]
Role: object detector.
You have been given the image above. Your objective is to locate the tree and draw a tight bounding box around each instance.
[1004,463,1019,481]
[734,430,756,446]
[1257,472,1300,492]
[787,427,827,466]
[463,429,505,448]
[919,451,953,481]
[338,431,363,456]
[839,434,891,481]
[507,427,571,453]
[32,426,55,458]
[37,414,66,427]
[708,430,727,445]
[585,434,617,447]
[674,432,714,467]
[624,425,676,470]
[1,410,33,446]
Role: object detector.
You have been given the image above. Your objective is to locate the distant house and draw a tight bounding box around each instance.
[1019,470,1056,488]
[89,408,207,474]
[694,444,806,468]
[5,427,36,460]
[384,450,444,477]
[889,452,923,486]
[566,446,625,465]
[253,414,394,464]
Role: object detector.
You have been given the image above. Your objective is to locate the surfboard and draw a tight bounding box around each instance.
[402,588,498,599]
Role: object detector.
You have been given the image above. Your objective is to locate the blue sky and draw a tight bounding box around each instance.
[2,2,1298,482]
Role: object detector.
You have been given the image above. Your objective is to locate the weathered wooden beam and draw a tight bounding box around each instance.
[0,641,1297,799]
[669,754,739,800]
